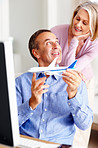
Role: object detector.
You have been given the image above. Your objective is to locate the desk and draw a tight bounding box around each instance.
[0,135,60,148]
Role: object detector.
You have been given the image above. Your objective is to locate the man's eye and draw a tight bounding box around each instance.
[46,42,51,45]
[56,41,59,44]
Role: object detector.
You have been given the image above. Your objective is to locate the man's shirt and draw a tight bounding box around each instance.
[15,72,93,145]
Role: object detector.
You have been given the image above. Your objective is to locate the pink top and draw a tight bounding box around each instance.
[51,24,98,81]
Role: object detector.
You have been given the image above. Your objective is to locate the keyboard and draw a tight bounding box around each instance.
[18,137,60,148]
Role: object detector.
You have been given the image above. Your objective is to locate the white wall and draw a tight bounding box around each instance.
[9,0,44,73]
[0,0,9,40]
[57,0,73,25]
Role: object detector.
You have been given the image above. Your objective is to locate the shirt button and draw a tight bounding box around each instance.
[45,108,47,111]
[45,94,47,97]
[42,119,45,122]
[40,130,43,133]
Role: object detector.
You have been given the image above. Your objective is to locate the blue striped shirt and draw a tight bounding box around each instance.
[15,72,93,145]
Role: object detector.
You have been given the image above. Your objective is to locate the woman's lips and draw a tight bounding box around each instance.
[74,26,82,32]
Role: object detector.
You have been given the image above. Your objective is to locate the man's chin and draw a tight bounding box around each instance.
[56,59,61,65]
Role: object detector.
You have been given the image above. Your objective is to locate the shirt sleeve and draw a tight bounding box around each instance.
[67,81,93,130]
[15,78,34,127]
[18,100,34,127]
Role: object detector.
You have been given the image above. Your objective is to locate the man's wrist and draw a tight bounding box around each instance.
[29,97,38,110]
[68,90,77,99]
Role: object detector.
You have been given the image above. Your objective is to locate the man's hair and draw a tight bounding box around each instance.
[70,1,98,40]
[28,29,51,62]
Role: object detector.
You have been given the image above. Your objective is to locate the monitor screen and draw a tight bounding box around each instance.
[0,41,19,147]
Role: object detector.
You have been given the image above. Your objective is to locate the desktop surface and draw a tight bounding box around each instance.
[0,135,60,148]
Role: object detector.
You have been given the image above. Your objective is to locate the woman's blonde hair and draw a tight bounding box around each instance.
[70,1,98,40]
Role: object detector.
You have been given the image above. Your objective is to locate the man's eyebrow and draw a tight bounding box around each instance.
[44,38,59,42]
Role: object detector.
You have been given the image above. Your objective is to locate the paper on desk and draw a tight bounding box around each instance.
[19,137,60,148]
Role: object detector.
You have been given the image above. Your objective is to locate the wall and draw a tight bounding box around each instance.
[9,0,73,74]
[57,0,73,25]
[9,0,44,73]
[0,0,9,40]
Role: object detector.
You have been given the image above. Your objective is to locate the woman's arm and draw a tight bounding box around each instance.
[64,38,98,71]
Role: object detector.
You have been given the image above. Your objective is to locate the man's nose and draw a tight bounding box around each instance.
[52,42,58,49]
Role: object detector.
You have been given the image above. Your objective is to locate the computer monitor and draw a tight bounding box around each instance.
[0,41,20,147]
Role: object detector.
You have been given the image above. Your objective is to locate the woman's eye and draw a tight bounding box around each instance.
[76,17,80,21]
[83,21,88,25]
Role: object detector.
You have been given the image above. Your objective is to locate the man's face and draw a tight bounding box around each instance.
[33,32,62,67]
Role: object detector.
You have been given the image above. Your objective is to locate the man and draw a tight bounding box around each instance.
[15,29,93,147]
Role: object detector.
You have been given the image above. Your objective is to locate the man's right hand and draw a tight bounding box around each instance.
[29,73,49,110]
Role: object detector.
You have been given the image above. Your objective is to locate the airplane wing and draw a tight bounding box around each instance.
[28,60,77,74]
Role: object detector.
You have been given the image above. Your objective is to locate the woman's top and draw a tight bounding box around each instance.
[51,24,98,81]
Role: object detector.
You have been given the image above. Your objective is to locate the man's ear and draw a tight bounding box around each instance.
[32,49,40,59]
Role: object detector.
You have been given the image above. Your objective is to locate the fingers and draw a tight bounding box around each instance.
[75,71,86,83]
[32,73,46,89]
[36,83,49,94]
[74,31,90,41]
[62,69,81,83]
[31,73,49,94]
[62,69,82,90]
[62,69,83,99]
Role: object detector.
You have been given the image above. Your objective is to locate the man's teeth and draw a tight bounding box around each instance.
[53,53,59,55]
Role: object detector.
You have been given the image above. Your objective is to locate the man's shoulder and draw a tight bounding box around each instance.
[15,72,33,83]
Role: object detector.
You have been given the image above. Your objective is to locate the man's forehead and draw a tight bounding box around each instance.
[36,32,58,42]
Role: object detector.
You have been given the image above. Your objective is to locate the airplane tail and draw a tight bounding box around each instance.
[68,60,77,69]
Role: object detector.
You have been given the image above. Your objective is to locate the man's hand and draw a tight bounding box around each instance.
[29,73,49,110]
[62,69,82,99]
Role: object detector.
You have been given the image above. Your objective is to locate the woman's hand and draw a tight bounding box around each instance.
[73,31,90,41]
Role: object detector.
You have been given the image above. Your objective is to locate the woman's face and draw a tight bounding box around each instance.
[72,9,90,36]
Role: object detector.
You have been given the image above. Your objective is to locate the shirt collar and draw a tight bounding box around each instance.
[36,64,61,80]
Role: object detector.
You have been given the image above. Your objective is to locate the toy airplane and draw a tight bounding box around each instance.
[28,57,77,77]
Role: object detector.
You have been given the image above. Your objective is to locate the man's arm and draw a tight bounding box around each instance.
[62,69,93,130]
[16,73,49,127]
[67,83,93,130]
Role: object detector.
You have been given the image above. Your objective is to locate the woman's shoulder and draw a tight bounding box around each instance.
[89,37,98,47]
[51,24,69,38]
[93,38,98,44]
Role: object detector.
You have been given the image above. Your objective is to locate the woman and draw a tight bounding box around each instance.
[51,1,98,82]
[51,2,98,147]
